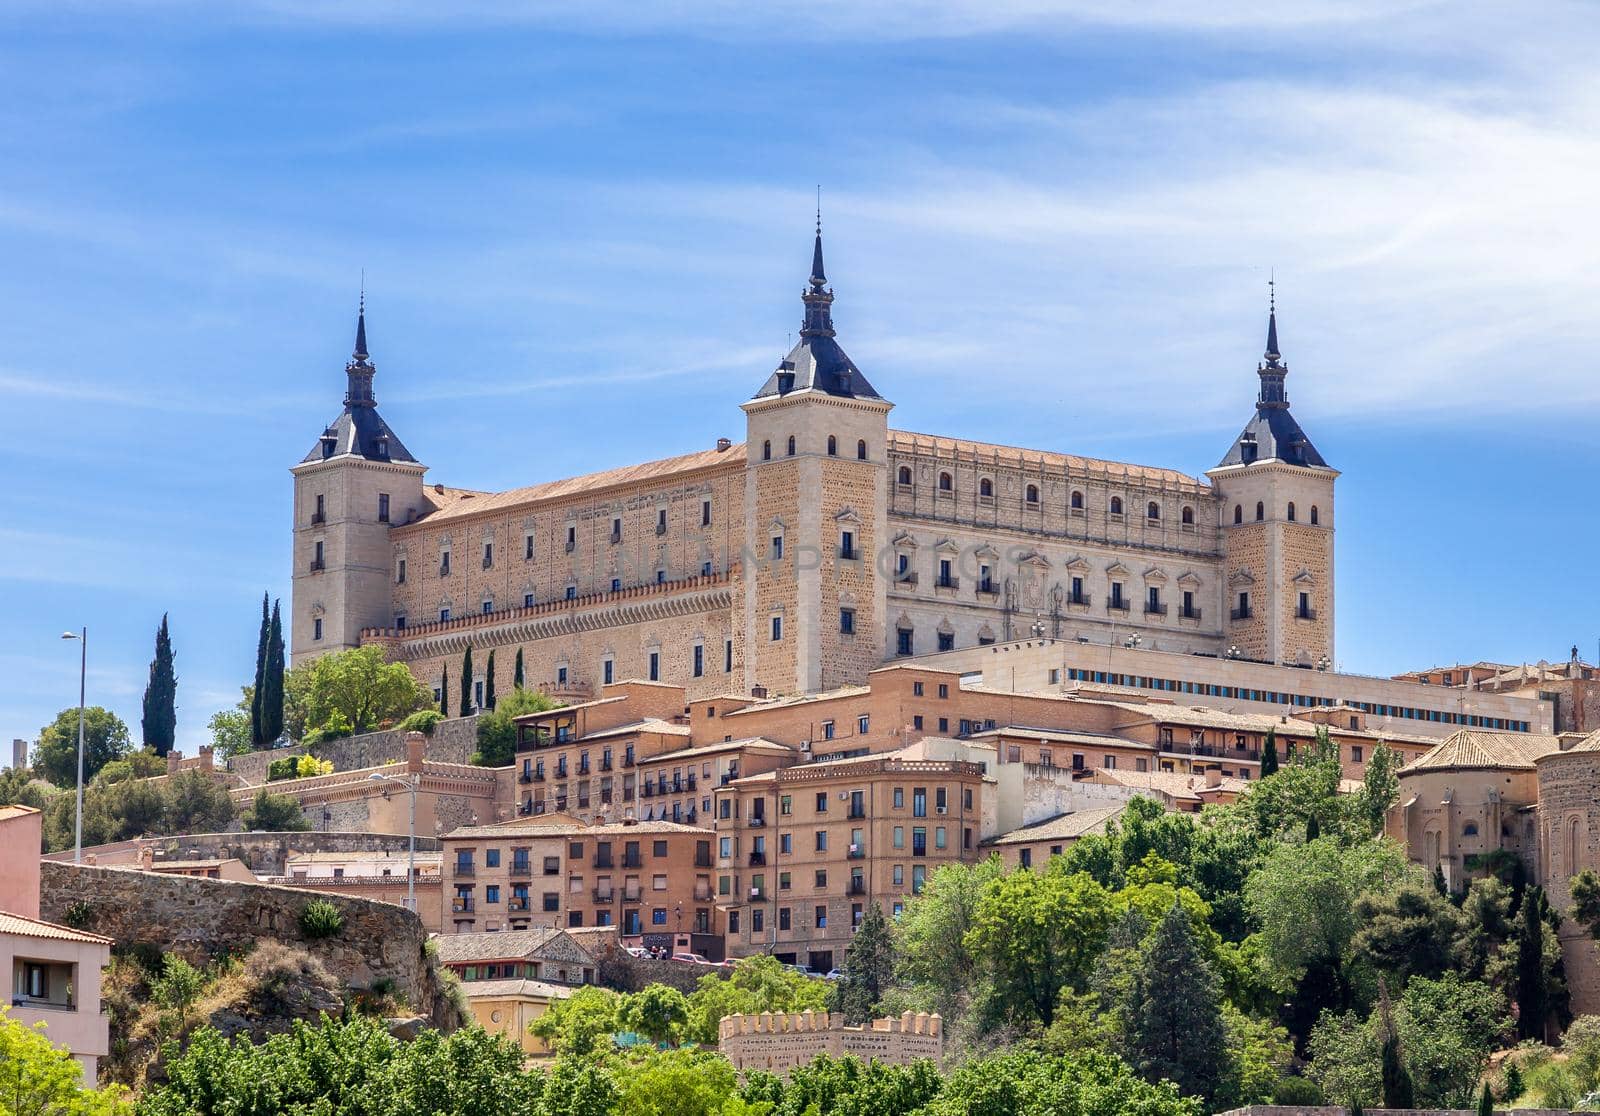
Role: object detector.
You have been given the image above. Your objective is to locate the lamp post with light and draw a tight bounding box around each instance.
[60,629,86,863]
[368,771,418,912]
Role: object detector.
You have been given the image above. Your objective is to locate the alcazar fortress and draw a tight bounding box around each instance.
[290,225,1339,708]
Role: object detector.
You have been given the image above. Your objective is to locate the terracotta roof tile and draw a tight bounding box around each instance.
[989,803,1128,846]
[1406,730,1561,772]
[889,430,1211,491]
[0,911,112,945]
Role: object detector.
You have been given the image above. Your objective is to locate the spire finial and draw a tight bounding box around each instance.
[1263,272,1280,364]
[810,187,827,289]
[354,274,369,360]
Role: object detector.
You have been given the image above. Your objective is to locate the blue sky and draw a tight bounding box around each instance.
[4,2,1598,753]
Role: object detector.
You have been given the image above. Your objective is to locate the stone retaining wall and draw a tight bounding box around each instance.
[39,862,460,1028]
[226,715,480,783]
[45,831,439,877]
[718,1011,943,1074]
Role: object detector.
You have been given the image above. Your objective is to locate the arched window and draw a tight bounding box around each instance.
[857,439,867,461]
[897,466,912,485]
[1463,822,1478,837]
[1287,501,1296,522]
[1255,501,1265,521]
[787,435,796,456]
[762,440,771,461]
[939,472,953,492]
[1233,504,1242,525]
[1181,506,1194,526]
[1570,816,1583,872]
[1146,501,1160,520]
[1310,505,1320,526]
[827,435,837,457]
[1025,484,1039,504]
[980,478,994,498]
[1110,496,1123,516]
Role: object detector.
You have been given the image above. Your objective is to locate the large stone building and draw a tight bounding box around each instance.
[292,230,1340,701]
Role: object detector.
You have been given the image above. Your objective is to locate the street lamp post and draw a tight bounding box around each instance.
[368,771,418,912]
[60,629,86,863]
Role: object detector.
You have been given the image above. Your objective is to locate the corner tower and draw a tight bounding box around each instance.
[1206,288,1337,667]
[290,298,426,665]
[741,223,892,695]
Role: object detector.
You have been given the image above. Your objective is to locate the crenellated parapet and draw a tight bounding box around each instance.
[718,1011,943,1073]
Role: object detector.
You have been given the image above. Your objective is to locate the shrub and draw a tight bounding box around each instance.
[266,756,299,781]
[397,709,443,737]
[1273,1076,1326,1105]
[60,900,95,930]
[298,900,346,940]
[295,754,333,778]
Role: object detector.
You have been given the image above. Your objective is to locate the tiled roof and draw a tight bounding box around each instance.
[989,803,1128,846]
[1406,730,1561,772]
[285,851,443,864]
[0,805,40,821]
[888,430,1210,490]
[1090,768,1249,802]
[403,445,746,527]
[578,719,692,741]
[458,978,576,1001]
[636,738,795,763]
[432,927,569,964]
[0,911,112,945]
[721,685,872,716]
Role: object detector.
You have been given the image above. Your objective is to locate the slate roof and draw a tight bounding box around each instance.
[1404,730,1562,772]
[302,305,421,465]
[1216,306,1329,470]
[750,230,883,402]
[988,803,1128,846]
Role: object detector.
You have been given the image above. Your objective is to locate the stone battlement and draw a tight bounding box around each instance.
[718,1011,943,1074]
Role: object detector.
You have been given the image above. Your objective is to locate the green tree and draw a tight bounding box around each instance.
[263,600,285,744]
[484,650,497,712]
[894,858,1003,1019]
[440,666,449,716]
[1517,885,1551,1041]
[35,706,131,789]
[141,613,177,756]
[965,865,1112,1025]
[1398,973,1508,1107]
[832,902,893,1023]
[1358,742,1400,834]
[284,646,430,740]
[1571,869,1600,938]
[622,984,689,1047]
[918,1049,1200,1116]
[460,647,474,718]
[1305,1010,1381,1107]
[164,769,237,834]
[1120,903,1228,1105]
[529,985,621,1056]
[0,1008,128,1115]
[473,688,560,768]
[1350,882,1470,984]
[1380,1031,1414,1110]
[0,765,48,810]
[206,707,252,759]
[682,955,830,1045]
[612,1049,738,1116]
[513,649,525,691]
[150,954,207,1041]
[1478,1081,1494,1116]
[1261,727,1279,776]
[240,788,311,831]
[251,592,270,748]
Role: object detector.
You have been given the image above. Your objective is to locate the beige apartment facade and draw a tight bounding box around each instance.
[293,227,1346,713]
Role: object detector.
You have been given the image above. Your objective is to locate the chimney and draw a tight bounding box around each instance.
[166,750,181,777]
[139,845,155,870]
[1205,767,1221,789]
[715,437,732,452]
[406,731,426,774]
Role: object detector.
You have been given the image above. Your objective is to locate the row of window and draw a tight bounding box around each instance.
[761,436,870,461]
[306,492,392,527]
[895,471,1200,524]
[1231,500,1320,525]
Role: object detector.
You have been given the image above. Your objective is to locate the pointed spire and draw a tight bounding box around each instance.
[1255,277,1288,409]
[353,285,368,360]
[1264,275,1280,363]
[344,287,376,409]
[810,189,827,288]
[800,203,835,339]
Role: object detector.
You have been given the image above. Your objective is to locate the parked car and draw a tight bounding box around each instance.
[623,945,652,959]
[824,968,846,981]
[671,952,704,964]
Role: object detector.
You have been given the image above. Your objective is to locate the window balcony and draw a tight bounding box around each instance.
[1297,608,1319,621]
[510,861,532,878]
[1067,593,1091,609]
[452,898,476,913]
[1231,606,1253,621]
[894,571,918,587]
[1106,600,1129,613]
[310,512,326,525]
[1179,607,1203,621]
[622,755,636,768]
[749,886,766,901]
[847,807,866,820]
[593,855,613,869]
[694,852,712,868]
[847,844,865,859]
[623,886,641,902]
[622,854,643,869]
[592,888,614,903]
[1144,603,1167,616]
[934,577,960,594]
[508,897,530,912]
[975,583,999,599]
[609,531,622,545]
[747,816,765,828]
[309,559,325,572]
[518,772,533,784]
[694,884,714,901]
[533,768,545,782]
[847,880,867,896]
[453,864,475,877]
[749,852,766,866]
[600,757,613,772]
[640,784,654,798]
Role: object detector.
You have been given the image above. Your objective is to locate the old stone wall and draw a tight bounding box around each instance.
[226,716,480,783]
[48,831,440,876]
[718,1010,943,1074]
[39,862,460,1028]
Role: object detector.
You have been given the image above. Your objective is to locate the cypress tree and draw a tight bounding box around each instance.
[1378,980,1414,1110]
[1261,727,1279,776]
[460,647,474,717]
[250,592,270,748]
[1121,902,1228,1106]
[1305,813,1320,842]
[1477,1081,1494,1116]
[262,599,285,744]
[440,668,449,716]
[141,613,178,756]
[832,903,894,1023]
[513,648,525,691]
[485,650,497,711]
[1516,885,1548,1041]
[1433,863,1449,897]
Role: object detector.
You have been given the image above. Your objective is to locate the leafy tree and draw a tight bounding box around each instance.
[484,650,497,712]
[35,706,131,788]
[1261,727,1279,776]
[473,688,561,767]
[682,955,830,1045]
[163,769,237,833]
[1218,1004,1295,1110]
[1350,882,1470,984]
[141,613,177,756]
[745,1053,944,1116]
[460,647,474,718]
[1517,885,1550,1041]
[1240,741,1349,842]
[1380,1030,1414,1110]
[150,954,207,1041]
[1120,903,1228,1105]
[832,902,894,1023]
[1478,1080,1494,1116]
[262,599,285,745]
[918,1049,1200,1116]
[965,865,1112,1025]
[375,1025,546,1116]
[1398,973,1508,1108]
[240,788,311,831]
[1571,869,1600,938]
[284,646,430,740]
[0,765,48,810]
[1305,1009,1382,1107]
[622,984,689,1047]
[513,649,525,691]
[206,707,252,759]
[440,667,449,716]
[251,592,270,748]
[614,1049,737,1116]
[894,858,1003,1019]
[397,709,444,736]
[1357,742,1400,834]
[529,985,621,1056]
[0,1007,128,1115]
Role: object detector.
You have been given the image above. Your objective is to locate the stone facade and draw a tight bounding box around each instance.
[292,232,1339,714]
[47,830,441,877]
[224,716,480,784]
[718,1010,943,1074]
[38,861,461,1027]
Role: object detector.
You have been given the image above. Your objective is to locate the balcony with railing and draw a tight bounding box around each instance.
[1144,602,1168,616]
[622,853,643,869]
[600,756,614,772]
[452,897,476,913]
[593,854,613,869]
[749,851,766,866]
[749,886,766,901]
[694,884,714,901]
[592,888,614,903]
[1231,606,1252,620]
[1106,598,1130,614]
[510,860,532,878]
[847,844,865,860]
[452,863,475,877]
[847,880,867,896]
[508,897,530,912]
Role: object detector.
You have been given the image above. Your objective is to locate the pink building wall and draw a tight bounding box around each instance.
[0,806,43,919]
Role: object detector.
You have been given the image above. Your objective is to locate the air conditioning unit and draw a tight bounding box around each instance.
[936,806,947,815]
[839,792,850,801]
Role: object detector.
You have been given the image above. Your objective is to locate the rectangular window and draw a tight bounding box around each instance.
[815,831,828,851]
[913,788,927,818]
[840,530,855,559]
[779,906,791,930]
[524,593,535,608]
[649,652,660,682]
[525,535,535,560]
[485,849,500,867]
[857,715,869,734]
[771,535,784,560]
[839,608,855,635]
[771,616,783,641]
[897,629,913,656]
[780,795,792,816]
[313,618,323,640]
[603,659,614,685]
[693,645,704,677]
[815,792,828,812]
[893,788,904,809]
[377,493,390,522]
[486,885,500,903]
[396,557,406,584]
[815,869,827,887]
[725,640,733,672]
[815,906,827,930]
[751,908,764,932]
[780,833,792,854]
[893,826,904,849]
[702,500,712,527]
[822,720,835,740]
[912,681,924,697]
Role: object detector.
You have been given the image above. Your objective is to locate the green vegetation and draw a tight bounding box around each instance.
[297,900,346,939]
[240,787,310,831]
[283,645,431,743]
[0,1008,129,1114]
[459,647,474,719]
[35,705,132,788]
[250,594,285,749]
[473,687,561,767]
[36,761,237,853]
[140,614,177,757]
[397,709,444,736]
[266,754,333,781]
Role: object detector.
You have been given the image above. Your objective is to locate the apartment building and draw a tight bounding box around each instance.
[635,738,797,826]
[712,752,987,973]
